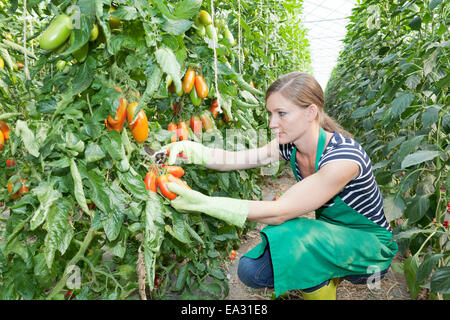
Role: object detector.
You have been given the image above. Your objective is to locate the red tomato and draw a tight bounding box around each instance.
[6,158,15,167]
[144,171,157,192]
[157,174,178,200]
[190,115,202,137]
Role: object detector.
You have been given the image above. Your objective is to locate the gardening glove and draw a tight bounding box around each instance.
[162,141,211,166]
[166,182,248,228]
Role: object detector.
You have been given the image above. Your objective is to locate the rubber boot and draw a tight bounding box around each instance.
[301,278,340,300]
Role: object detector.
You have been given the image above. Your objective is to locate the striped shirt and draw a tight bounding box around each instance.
[279,131,392,232]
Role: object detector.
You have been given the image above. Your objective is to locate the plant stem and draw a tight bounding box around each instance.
[46,228,95,300]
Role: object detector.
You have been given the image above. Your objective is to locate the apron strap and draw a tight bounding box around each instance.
[290,127,327,182]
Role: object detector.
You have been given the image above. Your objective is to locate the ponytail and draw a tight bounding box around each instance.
[320,113,354,139]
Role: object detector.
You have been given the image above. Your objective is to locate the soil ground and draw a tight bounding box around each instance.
[223,167,413,300]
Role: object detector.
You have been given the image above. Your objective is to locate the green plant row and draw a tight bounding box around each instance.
[325,0,449,299]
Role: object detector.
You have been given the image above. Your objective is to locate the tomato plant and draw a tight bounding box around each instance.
[0,0,310,300]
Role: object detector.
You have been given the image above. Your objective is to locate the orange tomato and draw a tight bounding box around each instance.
[165,165,184,178]
[106,87,128,132]
[130,111,148,143]
[194,75,208,99]
[168,123,178,143]
[0,120,10,140]
[200,112,214,132]
[0,130,4,151]
[209,99,219,118]
[182,69,196,94]
[177,121,189,141]
[126,102,139,127]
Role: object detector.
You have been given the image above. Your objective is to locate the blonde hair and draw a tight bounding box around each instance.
[266,72,353,139]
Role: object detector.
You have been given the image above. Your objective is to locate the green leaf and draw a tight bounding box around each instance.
[85,142,106,163]
[416,253,444,284]
[383,195,405,222]
[392,227,425,241]
[109,6,138,20]
[44,200,74,268]
[116,170,148,201]
[421,105,440,128]
[70,158,92,218]
[401,150,440,169]
[430,0,443,11]
[12,264,36,300]
[15,120,40,157]
[155,47,182,93]
[36,99,57,114]
[30,182,62,230]
[161,19,194,35]
[430,267,450,294]
[404,255,421,299]
[391,92,414,117]
[173,0,202,20]
[152,0,178,20]
[406,194,430,224]
[408,16,422,31]
[72,61,94,96]
[380,53,398,64]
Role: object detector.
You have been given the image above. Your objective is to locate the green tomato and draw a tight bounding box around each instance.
[224,27,236,47]
[39,14,72,50]
[205,24,218,42]
[56,60,66,71]
[199,10,212,25]
[89,24,99,42]
[196,24,206,37]
[70,32,89,63]
[190,87,202,106]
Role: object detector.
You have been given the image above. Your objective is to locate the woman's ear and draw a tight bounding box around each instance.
[306,104,319,121]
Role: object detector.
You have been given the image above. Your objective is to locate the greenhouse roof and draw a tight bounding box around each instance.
[302,0,358,90]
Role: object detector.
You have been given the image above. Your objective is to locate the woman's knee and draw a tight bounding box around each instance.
[237,253,274,289]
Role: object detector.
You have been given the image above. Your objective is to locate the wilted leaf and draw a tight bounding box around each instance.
[15,120,40,157]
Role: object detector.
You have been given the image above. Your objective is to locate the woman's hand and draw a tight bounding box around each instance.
[167,183,248,227]
[162,141,211,165]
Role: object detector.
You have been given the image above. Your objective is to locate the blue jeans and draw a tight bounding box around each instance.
[237,246,389,292]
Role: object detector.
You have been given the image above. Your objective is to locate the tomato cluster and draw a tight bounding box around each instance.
[144,163,190,200]
[104,87,148,143]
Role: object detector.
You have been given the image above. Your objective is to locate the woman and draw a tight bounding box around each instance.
[163,72,398,300]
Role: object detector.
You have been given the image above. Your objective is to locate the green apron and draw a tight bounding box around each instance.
[244,128,398,297]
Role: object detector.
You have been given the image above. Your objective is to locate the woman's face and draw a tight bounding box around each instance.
[266,92,314,145]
